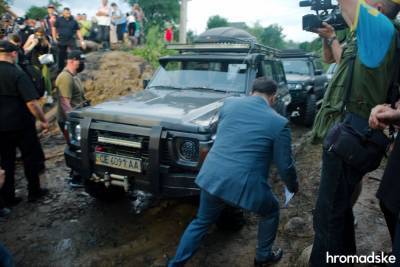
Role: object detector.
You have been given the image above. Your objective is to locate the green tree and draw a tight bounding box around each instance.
[25,6,48,20]
[0,0,10,16]
[299,38,322,52]
[132,26,176,68]
[48,0,62,11]
[248,22,287,49]
[259,24,286,49]
[127,0,180,31]
[206,15,229,30]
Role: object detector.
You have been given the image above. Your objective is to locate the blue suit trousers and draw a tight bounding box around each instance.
[168,190,279,267]
[0,243,14,267]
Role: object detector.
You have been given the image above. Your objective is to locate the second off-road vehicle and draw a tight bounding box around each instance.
[63,27,292,200]
[279,49,328,127]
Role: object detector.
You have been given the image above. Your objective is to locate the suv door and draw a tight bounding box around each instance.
[313,59,328,100]
[262,59,290,117]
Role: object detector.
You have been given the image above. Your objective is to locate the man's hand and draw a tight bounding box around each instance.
[315,22,342,64]
[316,22,336,39]
[40,121,49,133]
[0,168,5,189]
[369,104,392,129]
[80,40,86,50]
[377,108,400,127]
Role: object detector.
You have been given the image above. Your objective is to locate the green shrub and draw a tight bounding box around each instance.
[132,26,176,68]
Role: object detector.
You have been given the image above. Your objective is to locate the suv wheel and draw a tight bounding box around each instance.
[84,180,125,201]
[300,94,317,127]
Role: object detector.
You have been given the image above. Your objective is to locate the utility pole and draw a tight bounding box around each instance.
[179,0,190,44]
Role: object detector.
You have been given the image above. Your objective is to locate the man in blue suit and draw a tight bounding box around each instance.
[168,77,299,267]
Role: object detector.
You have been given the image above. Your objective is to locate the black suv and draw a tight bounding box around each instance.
[279,49,328,126]
[63,27,292,200]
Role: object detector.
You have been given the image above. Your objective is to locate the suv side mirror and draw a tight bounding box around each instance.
[143,79,150,89]
[315,70,323,76]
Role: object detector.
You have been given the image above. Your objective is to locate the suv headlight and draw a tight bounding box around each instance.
[75,124,81,142]
[67,121,81,147]
[176,138,199,162]
[282,94,292,106]
[295,84,303,90]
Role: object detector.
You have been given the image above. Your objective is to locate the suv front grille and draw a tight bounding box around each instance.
[89,129,173,170]
[91,130,149,159]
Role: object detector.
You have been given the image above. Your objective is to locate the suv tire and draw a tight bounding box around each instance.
[84,180,125,201]
[301,94,316,127]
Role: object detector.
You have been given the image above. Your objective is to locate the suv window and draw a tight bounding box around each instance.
[282,59,311,76]
[263,61,274,79]
[151,60,249,93]
[314,59,323,72]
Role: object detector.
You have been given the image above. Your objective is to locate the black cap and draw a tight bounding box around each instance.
[0,41,19,53]
[48,4,55,8]
[67,50,85,60]
[16,17,24,25]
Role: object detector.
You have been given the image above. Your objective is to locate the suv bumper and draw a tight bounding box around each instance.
[64,146,200,198]
[289,89,308,107]
[64,147,83,174]
[65,118,204,198]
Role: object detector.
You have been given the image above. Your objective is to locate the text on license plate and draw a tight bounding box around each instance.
[95,153,142,173]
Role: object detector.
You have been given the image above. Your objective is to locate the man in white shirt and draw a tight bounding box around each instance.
[96,0,111,50]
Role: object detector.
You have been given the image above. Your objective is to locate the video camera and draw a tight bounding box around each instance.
[300,0,347,32]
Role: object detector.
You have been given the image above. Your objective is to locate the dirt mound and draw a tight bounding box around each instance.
[79,51,154,105]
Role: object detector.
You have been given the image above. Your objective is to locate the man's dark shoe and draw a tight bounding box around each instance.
[68,175,83,189]
[254,248,283,267]
[28,188,49,202]
[4,196,22,207]
[68,181,84,189]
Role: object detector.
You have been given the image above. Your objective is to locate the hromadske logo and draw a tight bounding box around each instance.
[326,252,396,264]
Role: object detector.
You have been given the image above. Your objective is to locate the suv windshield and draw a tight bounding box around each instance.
[148,60,248,93]
[282,59,311,76]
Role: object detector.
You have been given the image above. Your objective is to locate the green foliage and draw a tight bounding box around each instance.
[299,38,322,53]
[25,6,48,20]
[249,23,287,49]
[132,26,176,68]
[186,30,195,44]
[127,0,180,31]
[0,0,10,16]
[206,15,229,30]
[48,0,62,11]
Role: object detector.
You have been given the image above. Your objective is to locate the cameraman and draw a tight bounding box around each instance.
[309,0,400,265]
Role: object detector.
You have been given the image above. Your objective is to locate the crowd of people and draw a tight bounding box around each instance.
[0,1,148,72]
[1,0,400,266]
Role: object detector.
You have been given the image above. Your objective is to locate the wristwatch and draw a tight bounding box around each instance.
[327,36,337,47]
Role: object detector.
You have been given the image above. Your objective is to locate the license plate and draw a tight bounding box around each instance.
[95,152,142,173]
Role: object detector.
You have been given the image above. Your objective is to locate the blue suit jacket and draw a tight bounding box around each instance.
[196,96,298,215]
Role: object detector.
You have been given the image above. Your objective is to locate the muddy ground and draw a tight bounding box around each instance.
[0,125,392,267]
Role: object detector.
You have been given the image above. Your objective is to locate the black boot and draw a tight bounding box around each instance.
[28,188,49,202]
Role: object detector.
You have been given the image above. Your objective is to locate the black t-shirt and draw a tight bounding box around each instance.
[0,61,39,131]
[55,16,80,45]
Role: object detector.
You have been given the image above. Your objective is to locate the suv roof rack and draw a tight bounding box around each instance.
[167,42,281,57]
[277,49,319,58]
